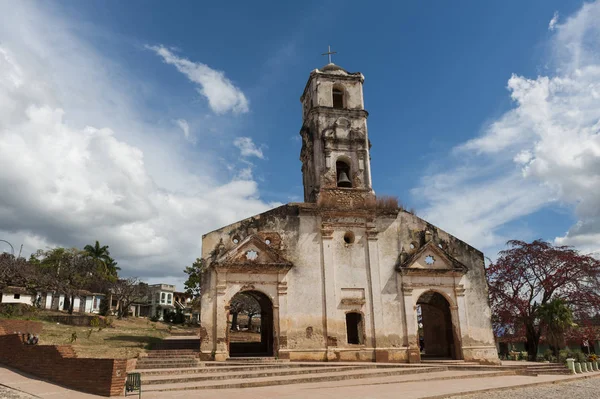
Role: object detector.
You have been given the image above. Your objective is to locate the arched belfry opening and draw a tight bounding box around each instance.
[416,291,459,360]
[228,290,274,357]
[336,160,352,188]
[332,86,345,109]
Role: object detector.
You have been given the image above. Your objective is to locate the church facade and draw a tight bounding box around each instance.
[200,63,499,364]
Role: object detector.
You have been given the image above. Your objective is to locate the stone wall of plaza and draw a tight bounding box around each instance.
[0,320,130,397]
[200,203,499,364]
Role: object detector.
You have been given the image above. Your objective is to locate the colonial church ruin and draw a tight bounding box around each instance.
[200,62,499,364]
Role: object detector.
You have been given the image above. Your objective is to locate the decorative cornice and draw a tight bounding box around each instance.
[306,107,369,119]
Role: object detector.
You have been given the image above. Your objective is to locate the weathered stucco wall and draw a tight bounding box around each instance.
[200,204,498,364]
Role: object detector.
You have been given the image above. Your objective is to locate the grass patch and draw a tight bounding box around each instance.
[39,316,170,359]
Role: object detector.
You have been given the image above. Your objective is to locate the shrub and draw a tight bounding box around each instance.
[559,349,575,363]
[104,316,114,328]
[543,349,554,361]
[573,350,587,363]
[89,316,101,329]
[98,297,110,316]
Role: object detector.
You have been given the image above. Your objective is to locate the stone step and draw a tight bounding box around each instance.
[145,354,199,359]
[141,365,369,385]
[145,350,199,355]
[136,363,348,376]
[225,357,289,363]
[421,360,481,365]
[138,358,200,364]
[136,361,201,370]
[528,369,572,374]
[527,367,569,371]
[142,366,448,392]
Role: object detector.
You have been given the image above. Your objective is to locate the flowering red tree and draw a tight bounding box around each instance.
[487,240,600,360]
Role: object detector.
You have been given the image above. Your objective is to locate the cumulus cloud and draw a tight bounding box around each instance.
[0,2,273,286]
[234,137,265,159]
[548,11,559,31]
[147,45,249,115]
[414,1,600,256]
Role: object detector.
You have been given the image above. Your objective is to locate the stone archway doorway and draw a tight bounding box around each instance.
[228,290,274,357]
[416,291,459,360]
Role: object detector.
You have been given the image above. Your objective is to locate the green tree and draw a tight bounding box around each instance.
[183,258,205,298]
[32,248,101,314]
[83,240,120,278]
[538,299,575,359]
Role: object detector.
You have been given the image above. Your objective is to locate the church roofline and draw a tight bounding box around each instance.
[201,204,484,262]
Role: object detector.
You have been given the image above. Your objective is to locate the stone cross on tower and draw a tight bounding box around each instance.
[321,45,337,64]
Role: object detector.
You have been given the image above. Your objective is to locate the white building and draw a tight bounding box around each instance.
[149,284,175,320]
[0,286,34,305]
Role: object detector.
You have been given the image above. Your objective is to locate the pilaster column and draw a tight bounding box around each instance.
[214,273,228,361]
[321,224,338,358]
[365,228,383,349]
[454,284,468,360]
[402,283,420,363]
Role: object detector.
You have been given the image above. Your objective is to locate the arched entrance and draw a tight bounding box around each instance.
[416,291,459,360]
[228,290,274,357]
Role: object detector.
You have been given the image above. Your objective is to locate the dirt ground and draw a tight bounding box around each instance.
[37,316,193,358]
[229,330,261,343]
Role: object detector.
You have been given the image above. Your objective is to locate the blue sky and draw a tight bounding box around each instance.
[0,0,599,287]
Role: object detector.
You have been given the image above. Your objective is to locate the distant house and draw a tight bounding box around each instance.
[0,287,104,314]
[0,286,34,305]
[106,283,175,319]
[149,284,175,320]
[174,291,199,323]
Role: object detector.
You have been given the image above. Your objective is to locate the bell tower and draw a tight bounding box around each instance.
[299,62,374,204]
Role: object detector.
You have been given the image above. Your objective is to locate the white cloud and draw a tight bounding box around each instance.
[0,2,273,286]
[174,118,195,143]
[414,1,600,256]
[233,137,265,159]
[548,11,559,31]
[147,45,249,115]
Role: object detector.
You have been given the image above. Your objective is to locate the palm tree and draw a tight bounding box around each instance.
[538,299,575,359]
[84,241,119,277]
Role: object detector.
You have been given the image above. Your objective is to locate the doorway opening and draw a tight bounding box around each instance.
[228,290,274,357]
[346,312,364,345]
[416,291,458,359]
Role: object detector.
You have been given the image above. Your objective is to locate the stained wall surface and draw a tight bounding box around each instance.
[200,204,499,364]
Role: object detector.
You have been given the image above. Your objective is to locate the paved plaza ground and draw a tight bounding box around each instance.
[1,364,600,399]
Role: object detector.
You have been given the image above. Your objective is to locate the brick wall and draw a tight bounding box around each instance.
[0,333,127,396]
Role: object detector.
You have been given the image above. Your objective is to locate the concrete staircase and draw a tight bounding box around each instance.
[421,359,572,375]
[135,360,452,392]
[135,350,201,369]
[521,363,572,375]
